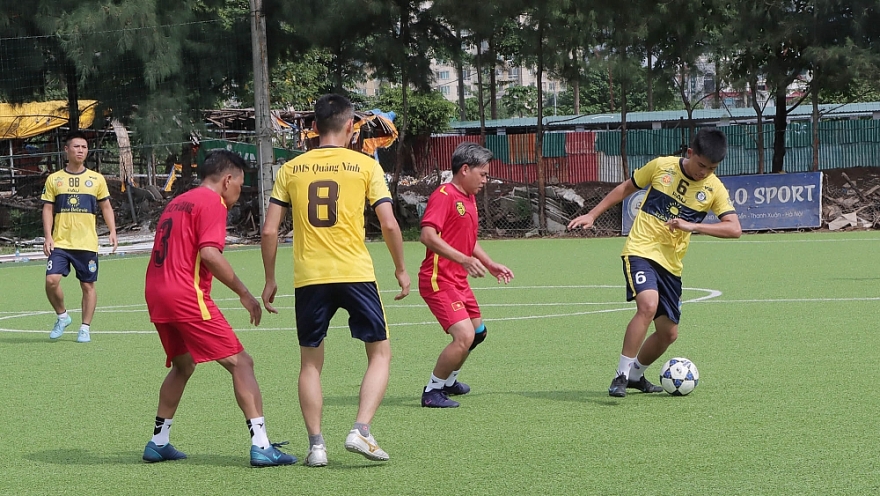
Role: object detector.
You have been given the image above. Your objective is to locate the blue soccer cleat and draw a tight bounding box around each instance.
[250,441,297,467]
[441,381,470,396]
[76,328,91,343]
[142,441,187,463]
[421,389,460,408]
[49,315,72,340]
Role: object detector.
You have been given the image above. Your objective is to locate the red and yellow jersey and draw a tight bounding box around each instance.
[145,187,228,323]
[41,168,111,252]
[270,146,391,288]
[623,156,736,276]
[418,183,479,292]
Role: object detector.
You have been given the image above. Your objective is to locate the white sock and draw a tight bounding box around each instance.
[248,417,270,449]
[424,374,447,392]
[629,359,647,381]
[444,370,460,387]
[80,324,90,332]
[151,417,172,446]
[617,355,636,380]
[57,311,69,321]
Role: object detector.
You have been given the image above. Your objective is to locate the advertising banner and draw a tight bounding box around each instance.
[622,172,823,234]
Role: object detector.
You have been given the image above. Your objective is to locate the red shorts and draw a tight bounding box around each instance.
[420,286,480,331]
[153,314,244,368]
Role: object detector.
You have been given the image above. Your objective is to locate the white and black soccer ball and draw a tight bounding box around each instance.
[659,357,699,396]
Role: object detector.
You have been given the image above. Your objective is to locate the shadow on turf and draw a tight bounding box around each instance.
[0,335,54,344]
[518,390,670,404]
[27,449,250,468]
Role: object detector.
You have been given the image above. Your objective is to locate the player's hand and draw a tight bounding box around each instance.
[394,268,411,300]
[567,213,596,230]
[43,237,55,257]
[488,263,514,284]
[261,281,279,314]
[109,231,118,253]
[462,256,487,278]
[240,292,262,326]
[666,218,696,233]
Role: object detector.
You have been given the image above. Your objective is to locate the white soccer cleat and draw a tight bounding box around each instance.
[305,444,328,467]
[344,429,389,461]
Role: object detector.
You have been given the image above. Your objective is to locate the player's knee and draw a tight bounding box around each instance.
[468,324,487,351]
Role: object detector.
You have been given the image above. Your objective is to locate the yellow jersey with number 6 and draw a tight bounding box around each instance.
[269,147,392,288]
[623,156,736,276]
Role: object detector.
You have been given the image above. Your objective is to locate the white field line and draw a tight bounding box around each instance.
[2,285,878,334]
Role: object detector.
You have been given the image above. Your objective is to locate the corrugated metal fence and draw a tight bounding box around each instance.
[419,119,880,183]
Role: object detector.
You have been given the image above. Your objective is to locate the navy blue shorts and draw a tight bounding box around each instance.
[46,248,99,283]
[294,282,389,347]
[622,255,682,324]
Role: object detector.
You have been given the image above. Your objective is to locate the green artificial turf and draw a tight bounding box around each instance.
[1,231,878,495]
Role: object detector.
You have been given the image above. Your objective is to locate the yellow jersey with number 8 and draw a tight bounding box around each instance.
[269,147,392,288]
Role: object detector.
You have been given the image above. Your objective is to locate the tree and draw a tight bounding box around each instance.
[501,85,539,118]
[366,86,456,174]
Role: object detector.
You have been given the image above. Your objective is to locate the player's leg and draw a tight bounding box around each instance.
[77,282,96,343]
[441,289,482,397]
[298,342,326,452]
[295,284,334,466]
[631,264,682,389]
[340,282,390,461]
[215,349,295,466]
[610,256,660,397]
[143,324,192,463]
[45,250,71,339]
[637,316,678,368]
[420,288,474,408]
[69,250,98,343]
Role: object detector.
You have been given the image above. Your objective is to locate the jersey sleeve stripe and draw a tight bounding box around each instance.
[269,197,290,208]
[371,197,392,209]
[198,241,224,252]
[630,176,641,189]
[717,210,737,218]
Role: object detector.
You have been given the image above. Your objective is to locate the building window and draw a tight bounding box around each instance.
[439,71,450,80]
[549,82,556,91]
[462,68,471,80]
[440,86,450,96]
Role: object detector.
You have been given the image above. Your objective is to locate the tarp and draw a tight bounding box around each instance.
[0,100,98,139]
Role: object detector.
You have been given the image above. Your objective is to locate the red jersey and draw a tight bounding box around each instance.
[418,182,479,293]
[145,187,228,323]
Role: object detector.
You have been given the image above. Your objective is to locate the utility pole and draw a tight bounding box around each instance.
[249,0,273,221]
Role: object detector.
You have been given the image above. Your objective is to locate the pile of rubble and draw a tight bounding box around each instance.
[822,168,880,230]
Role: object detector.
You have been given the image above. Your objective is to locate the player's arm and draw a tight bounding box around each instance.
[473,242,513,284]
[200,246,262,326]
[667,212,742,238]
[259,201,287,313]
[568,179,639,230]
[420,225,487,278]
[374,201,411,300]
[41,202,55,256]
[98,199,118,253]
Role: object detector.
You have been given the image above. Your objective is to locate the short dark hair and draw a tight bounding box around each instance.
[65,130,88,145]
[451,142,493,174]
[200,149,246,180]
[314,93,354,135]
[691,128,728,163]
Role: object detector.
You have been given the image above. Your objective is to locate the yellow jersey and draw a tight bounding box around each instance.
[41,168,111,252]
[269,147,392,288]
[623,156,735,276]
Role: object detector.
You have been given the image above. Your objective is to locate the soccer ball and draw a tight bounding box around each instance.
[659,357,699,396]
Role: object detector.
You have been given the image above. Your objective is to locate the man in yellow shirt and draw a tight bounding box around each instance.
[41,131,117,343]
[568,128,741,397]
[260,94,410,466]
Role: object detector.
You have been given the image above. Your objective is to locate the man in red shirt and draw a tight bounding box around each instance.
[419,142,514,408]
[142,150,295,467]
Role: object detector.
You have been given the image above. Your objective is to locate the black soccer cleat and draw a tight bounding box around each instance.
[627,375,663,393]
[608,373,628,397]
